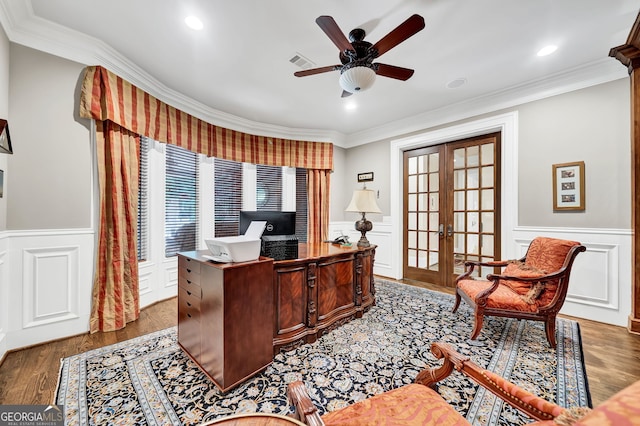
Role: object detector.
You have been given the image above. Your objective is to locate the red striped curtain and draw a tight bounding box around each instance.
[90,121,140,332]
[80,66,333,332]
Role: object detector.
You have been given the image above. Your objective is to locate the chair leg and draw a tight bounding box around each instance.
[545,317,557,349]
[470,311,484,340]
[452,291,461,313]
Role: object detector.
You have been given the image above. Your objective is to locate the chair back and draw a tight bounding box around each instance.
[524,237,583,307]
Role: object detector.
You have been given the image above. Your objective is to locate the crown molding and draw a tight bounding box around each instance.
[0,1,627,150]
[0,0,347,147]
[344,58,628,148]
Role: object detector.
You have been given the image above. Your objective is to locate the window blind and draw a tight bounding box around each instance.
[256,165,282,211]
[214,158,243,237]
[165,144,198,257]
[137,137,149,261]
[295,168,308,242]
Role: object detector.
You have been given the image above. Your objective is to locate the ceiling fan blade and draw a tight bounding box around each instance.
[294,65,341,77]
[371,14,425,58]
[341,90,353,98]
[374,63,415,80]
[316,16,353,53]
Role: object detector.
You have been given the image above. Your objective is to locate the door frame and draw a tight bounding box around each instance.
[389,111,518,280]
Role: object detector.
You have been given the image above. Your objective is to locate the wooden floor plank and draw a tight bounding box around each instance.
[0,283,639,410]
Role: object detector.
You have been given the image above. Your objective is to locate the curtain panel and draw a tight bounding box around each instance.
[79,65,333,332]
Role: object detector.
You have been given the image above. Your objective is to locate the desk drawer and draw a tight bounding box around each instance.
[178,277,202,299]
[179,256,201,276]
[179,267,201,287]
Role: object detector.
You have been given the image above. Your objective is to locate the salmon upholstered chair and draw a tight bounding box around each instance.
[287,342,640,426]
[452,237,586,348]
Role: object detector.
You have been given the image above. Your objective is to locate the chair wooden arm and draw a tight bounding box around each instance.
[426,342,566,422]
[287,381,325,426]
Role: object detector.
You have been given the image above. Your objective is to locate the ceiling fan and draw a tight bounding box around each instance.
[294,14,425,97]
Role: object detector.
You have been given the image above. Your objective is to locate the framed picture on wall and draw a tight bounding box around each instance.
[552,161,585,211]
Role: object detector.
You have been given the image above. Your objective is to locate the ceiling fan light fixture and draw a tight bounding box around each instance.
[339,66,376,94]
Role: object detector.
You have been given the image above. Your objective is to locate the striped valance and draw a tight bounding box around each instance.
[79,66,333,170]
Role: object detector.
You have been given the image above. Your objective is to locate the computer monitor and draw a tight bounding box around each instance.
[239,211,296,236]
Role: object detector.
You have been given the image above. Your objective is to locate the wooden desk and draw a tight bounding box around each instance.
[272,243,376,353]
[177,243,376,391]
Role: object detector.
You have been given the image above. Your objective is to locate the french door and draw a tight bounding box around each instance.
[403,133,501,287]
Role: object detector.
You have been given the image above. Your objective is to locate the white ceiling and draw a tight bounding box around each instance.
[0,0,638,147]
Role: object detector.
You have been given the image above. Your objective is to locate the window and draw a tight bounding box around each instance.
[165,144,198,257]
[295,168,308,242]
[214,158,243,237]
[137,137,149,261]
[256,165,282,210]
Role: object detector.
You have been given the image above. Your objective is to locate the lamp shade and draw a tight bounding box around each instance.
[339,66,376,94]
[345,189,382,214]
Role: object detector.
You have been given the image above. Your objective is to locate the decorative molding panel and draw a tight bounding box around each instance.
[22,246,80,328]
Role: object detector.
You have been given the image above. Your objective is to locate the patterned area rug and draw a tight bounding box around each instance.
[56,279,591,425]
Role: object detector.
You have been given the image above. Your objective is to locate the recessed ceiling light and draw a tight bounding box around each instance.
[344,101,357,111]
[537,45,558,57]
[446,78,467,89]
[185,16,203,30]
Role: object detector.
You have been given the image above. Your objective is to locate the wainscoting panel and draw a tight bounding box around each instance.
[6,230,94,350]
[513,228,632,327]
[22,246,80,328]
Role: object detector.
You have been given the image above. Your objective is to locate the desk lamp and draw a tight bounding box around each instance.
[345,188,381,247]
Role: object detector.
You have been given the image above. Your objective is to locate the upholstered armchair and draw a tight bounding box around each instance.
[452,237,586,348]
[287,342,640,426]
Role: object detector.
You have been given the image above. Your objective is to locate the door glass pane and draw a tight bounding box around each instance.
[408,249,417,267]
[429,173,439,191]
[454,212,465,232]
[454,170,465,189]
[418,213,428,230]
[467,168,479,189]
[418,155,428,173]
[429,252,439,271]
[418,251,428,268]
[418,232,428,249]
[429,233,439,250]
[454,233,465,252]
[408,193,417,210]
[467,146,479,167]
[419,194,428,210]
[408,212,417,230]
[419,174,428,192]
[467,234,479,255]
[408,156,417,174]
[408,231,417,248]
[454,191,465,210]
[467,212,479,232]
[429,193,439,211]
[408,175,417,192]
[467,190,479,210]
[481,189,494,210]
[481,165,494,187]
[453,149,465,169]
[429,212,439,231]
[482,235,494,256]
[481,212,494,233]
[481,143,494,165]
[429,153,439,172]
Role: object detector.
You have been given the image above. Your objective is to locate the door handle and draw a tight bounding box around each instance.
[439,224,444,237]
[447,224,453,237]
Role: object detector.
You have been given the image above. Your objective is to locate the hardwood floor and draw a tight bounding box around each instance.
[1,281,639,408]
